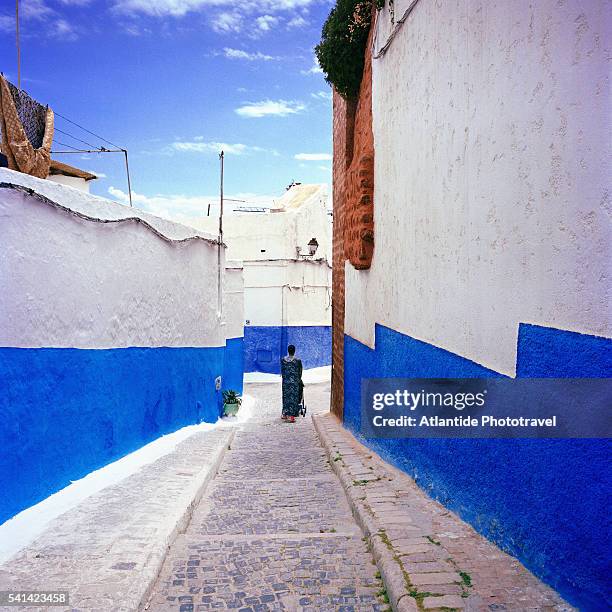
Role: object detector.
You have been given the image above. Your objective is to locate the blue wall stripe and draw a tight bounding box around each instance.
[343,323,612,610]
[244,325,331,373]
[517,323,612,377]
[223,336,244,395]
[0,346,227,525]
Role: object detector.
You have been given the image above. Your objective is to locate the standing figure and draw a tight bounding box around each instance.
[281,344,303,423]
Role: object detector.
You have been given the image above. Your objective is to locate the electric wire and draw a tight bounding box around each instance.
[53,140,82,152]
[54,126,101,151]
[54,111,123,150]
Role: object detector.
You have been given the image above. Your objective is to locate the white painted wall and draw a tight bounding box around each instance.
[184,184,332,264]
[182,184,332,331]
[47,175,91,193]
[223,262,244,340]
[0,168,225,348]
[345,0,611,375]
[243,260,331,327]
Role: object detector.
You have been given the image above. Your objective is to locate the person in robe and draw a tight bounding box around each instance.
[281,344,303,423]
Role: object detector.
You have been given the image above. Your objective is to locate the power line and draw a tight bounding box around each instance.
[54,111,123,150]
[54,126,101,150]
[53,140,82,152]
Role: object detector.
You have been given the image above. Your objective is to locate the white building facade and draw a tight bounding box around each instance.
[333,1,611,609]
[0,168,242,524]
[186,183,332,373]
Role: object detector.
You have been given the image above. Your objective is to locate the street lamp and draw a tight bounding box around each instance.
[307,238,319,256]
[297,238,319,258]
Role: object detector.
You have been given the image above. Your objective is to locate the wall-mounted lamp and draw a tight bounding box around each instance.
[297,237,319,258]
[307,238,319,256]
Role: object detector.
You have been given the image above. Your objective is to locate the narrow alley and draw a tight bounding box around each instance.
[142,380,573,612]
[143,381,386,612]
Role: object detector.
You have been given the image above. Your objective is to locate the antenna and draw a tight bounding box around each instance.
[16,0,21,89]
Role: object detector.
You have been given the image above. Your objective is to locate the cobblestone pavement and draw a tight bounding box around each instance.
[143,382,389,612]
[314,414,574,612]
[0,428,235,612]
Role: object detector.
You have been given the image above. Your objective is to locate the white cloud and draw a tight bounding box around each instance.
[287,15,308,28]
[223,48,277,61]
[50,18,78,40]
[255,14,278,32]
[120,22,151,36]
[108,186,277,219]
[115,0,318,17]
[235,99,305,118]
[21,0,54,20]
[294,153,332,161]
[115,0,212,17]
[301,56,323,75]
[113,0,319,36]
[171,140,270,155]
[311,90,332,100]
[211,11,242,33]
[1,0,80,41]
[0,15,13,32]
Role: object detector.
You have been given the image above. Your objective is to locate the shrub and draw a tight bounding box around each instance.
[222,389,242,405]
[315,0,383,99]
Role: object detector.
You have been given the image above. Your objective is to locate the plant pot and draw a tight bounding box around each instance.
[224,402,240,416]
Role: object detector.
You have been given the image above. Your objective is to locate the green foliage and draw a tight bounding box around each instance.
[222,389,242,405]
[459,570,472,587]
[315,0,383,99]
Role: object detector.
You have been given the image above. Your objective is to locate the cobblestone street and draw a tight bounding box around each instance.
[144,379,574,612]
[143,381,387,612]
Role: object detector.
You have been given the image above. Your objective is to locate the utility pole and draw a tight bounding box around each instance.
[217,150,224,315]
[16,0,21,89]
[122,148,133,207]
[219,150,224,241]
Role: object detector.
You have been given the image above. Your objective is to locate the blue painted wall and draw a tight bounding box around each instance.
[0,346,225,525]
[244,325,331,373]
[223,336,244,395]
[343,324,612,610]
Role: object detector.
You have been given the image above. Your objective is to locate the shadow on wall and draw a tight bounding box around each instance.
[343,323,612,611]
[0,346,225,525]
[244,326,331,374]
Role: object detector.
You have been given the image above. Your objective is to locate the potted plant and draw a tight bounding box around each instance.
[223,390,242,416]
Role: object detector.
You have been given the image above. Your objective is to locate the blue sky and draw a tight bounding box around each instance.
[0,0,333,217]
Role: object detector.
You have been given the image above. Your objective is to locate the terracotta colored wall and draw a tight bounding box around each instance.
[330,12,375,419]
[344,21,375,270]
[331,92,354,419]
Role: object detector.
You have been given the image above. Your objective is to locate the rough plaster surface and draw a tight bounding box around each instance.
[0,173,225,348]
[243,260,331,327]
[223,264,244,340]
[342,324,611,609]
[0,168,218,242]
[0,427,234,612]
[244,325,331,374]
[345,0,612,374]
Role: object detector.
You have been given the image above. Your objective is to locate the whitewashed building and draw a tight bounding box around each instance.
[331,1,611,609]
[185,183,332,373]
[0,167,243,524]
